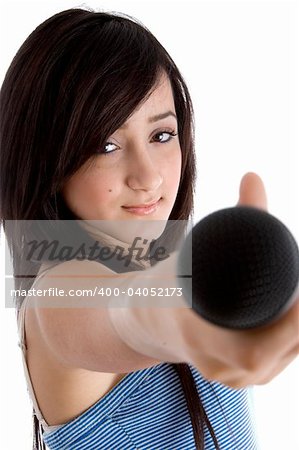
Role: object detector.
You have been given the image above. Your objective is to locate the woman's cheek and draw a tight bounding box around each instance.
[62,173,112,218]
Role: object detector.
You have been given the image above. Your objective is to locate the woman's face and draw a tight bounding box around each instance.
[62,74,182,239]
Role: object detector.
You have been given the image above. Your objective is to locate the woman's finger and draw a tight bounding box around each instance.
[254,343,299,386]
[237,172,268,211]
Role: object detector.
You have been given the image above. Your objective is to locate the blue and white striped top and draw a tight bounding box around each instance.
[41,362,257,449]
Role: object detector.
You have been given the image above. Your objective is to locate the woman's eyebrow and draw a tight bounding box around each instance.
[148,111,177,123]
[119,111,177,130]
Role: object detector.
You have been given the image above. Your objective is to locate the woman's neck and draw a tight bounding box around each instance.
[79,220,153,270]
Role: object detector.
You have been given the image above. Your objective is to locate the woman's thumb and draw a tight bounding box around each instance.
[237,172,268,211]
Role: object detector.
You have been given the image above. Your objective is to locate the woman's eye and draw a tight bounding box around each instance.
[98,130,177,155]
[152,131,178,143]
[102,142,119,154]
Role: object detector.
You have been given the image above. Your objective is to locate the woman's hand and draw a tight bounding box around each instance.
[177,172,299,388]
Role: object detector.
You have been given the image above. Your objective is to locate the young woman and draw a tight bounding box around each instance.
[0,7,298,450]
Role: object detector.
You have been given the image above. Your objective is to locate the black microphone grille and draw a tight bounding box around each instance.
[178,206,299,329]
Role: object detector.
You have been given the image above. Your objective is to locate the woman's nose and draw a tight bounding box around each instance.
[126,147,163,192]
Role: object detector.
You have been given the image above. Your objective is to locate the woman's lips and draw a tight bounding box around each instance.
[122,198,161,215]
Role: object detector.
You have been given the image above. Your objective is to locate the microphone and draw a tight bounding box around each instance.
[177,206,299,329]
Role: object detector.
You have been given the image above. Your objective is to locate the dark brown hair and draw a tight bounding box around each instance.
[0,8,219,449]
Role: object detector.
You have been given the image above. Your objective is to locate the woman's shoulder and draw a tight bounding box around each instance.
[37,257,116,279]
[29,258,117,306]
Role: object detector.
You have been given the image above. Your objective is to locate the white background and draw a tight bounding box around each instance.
[0,0,298,449]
